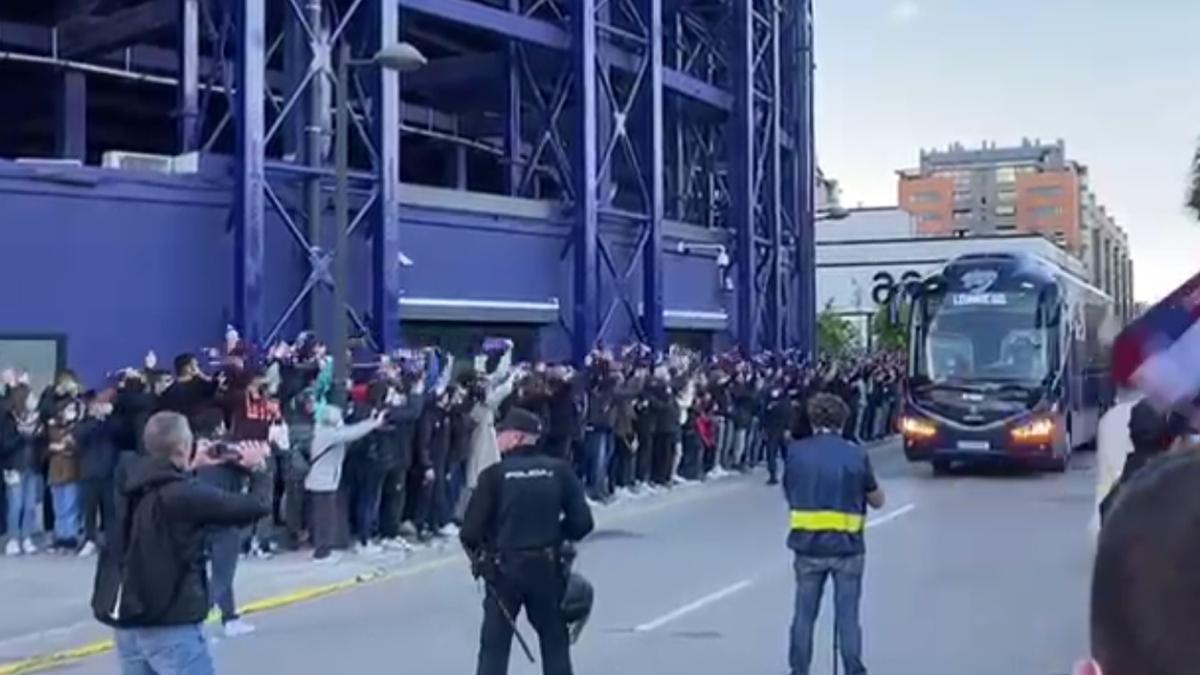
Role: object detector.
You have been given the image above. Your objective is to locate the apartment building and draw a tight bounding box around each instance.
[898,139,1133,319]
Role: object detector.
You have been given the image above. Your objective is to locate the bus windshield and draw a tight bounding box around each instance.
[914,290,1053,387]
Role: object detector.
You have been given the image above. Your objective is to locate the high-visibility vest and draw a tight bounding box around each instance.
[784,433,871,557]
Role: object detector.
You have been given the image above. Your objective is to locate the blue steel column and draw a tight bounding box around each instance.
[55,71,87,162]
[235,0,267,346]
[730,0,756,353]
[370,0,402,352]
[766,4,784,351]
[177,0,200,152]
[794,0,816,357]
[504,0,522,195]
[572,0,599,363]
[639,0,665,349]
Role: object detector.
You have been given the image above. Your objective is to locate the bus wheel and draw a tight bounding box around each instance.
[932,459,952,476]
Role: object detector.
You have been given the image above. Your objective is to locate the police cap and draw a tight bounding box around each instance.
[496,407,543,436]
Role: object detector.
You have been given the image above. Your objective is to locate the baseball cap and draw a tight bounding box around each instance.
[496,408,543,436]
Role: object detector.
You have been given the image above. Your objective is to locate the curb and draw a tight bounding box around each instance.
[0,554,460,675]
[0,474,746,675]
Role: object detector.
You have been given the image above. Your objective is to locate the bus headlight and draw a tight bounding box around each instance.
[1011,417,1055,443]
[900,416,937,439]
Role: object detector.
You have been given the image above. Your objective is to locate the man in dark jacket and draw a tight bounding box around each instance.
[76,396,119,556]
[92,411,268,675]
[156,354,220,425]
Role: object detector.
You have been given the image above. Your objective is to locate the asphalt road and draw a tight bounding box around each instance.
[61,441,1095,675]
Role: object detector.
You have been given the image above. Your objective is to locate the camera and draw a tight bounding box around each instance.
[205,442,243,463]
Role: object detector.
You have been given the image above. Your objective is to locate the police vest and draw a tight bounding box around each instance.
[784,434,870,557]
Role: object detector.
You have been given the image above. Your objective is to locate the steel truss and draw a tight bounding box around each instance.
[47,0,814,361]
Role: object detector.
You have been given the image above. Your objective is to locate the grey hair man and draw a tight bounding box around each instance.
[92,411,269,675]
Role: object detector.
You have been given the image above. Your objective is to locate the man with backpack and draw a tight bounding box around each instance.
[92,411,269,675]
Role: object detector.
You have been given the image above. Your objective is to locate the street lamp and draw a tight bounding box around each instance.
[331,40,427,405]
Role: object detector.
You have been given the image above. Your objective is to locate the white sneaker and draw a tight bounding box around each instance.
[438,523,459,538]
[356,542,383,555]
[381,537,413,552]
[20,538,37,555]
[4,539,20,556]
[222,619,256,638]
[78,541,97,558]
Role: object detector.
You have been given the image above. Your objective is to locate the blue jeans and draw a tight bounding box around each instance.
[207,527,242,622]
[115,624,214,675]
[50,482,81,543]
[4,470,44,539]
[583,429,613,499]
[790,554,867,675]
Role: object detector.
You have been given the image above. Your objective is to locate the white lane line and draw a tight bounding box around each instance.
[633,579,755,633]
[867,503,915,528]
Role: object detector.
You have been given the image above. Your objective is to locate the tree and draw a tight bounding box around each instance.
[871,303,909,353]
[1189,142,1200,221]
[817,303,859,357]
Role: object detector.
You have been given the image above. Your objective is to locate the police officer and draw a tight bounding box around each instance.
[784,393,885,675]
[461,407,594,675]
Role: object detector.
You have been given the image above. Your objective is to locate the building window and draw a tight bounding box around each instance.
[1027,185,1063,197]
[995,204,1016,216]
[1031,205,1063,218]
[919,212,943,223]
[997,188,1016,203]
[996,222,1016,231]
[910,190,940,204]
[1052,231,1067,244]
[996,167,1017,184]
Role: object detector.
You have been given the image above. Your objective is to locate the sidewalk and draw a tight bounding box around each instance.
[0,471,759,671]
[0,538,458,667]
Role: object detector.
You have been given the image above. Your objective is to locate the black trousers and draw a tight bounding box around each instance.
[542,436,572,461]
[635,428,654,483]
[651,433,677,485]
[765,433,788,481]
[80,476,115,545]
[477,552,572,675]
[378,455,413,539]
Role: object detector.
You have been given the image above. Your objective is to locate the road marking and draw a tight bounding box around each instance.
[633,579,755,633]
[867,503,915,528]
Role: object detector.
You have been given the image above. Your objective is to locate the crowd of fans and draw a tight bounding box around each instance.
[0,329,903,573]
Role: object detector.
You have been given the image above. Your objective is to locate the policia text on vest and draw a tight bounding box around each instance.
[784,425,885,675]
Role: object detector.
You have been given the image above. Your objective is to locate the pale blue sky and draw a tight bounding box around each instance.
[814,0,1200,302]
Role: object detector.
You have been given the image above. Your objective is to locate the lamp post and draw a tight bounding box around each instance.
[331,41,427,404]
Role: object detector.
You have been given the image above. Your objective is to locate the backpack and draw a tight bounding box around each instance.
[91,486,185,627]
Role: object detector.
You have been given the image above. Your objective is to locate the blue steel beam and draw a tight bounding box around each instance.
[639,0,665,350]
[729,0,756,353]
[177,0,200,152]
[398,0,733,113]
[572,0,599,363]
[235,0,267,347]
[371,0,403,352]
[55,71,87,162]
[794,0,817,357]
[58,0,177,59]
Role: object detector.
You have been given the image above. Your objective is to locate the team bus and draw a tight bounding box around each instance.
[899,252,1116,473]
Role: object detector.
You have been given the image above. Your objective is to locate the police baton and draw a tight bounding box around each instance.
[483,578,536,665]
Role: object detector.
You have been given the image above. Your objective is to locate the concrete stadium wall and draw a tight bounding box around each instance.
[0,164,726,383]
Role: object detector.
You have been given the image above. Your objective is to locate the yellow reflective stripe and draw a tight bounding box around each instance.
[790,510,864,533]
